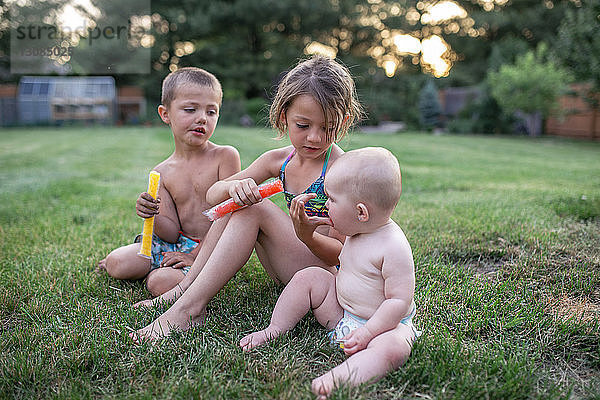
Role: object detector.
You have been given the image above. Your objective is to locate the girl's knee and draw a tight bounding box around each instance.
[230,200,286,227]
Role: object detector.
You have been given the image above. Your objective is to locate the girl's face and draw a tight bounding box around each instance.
[285,94,334,159]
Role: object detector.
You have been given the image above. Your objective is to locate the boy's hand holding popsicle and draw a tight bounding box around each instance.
[136,171,161,219]
[136,191,160,218]
[138,171,161,259]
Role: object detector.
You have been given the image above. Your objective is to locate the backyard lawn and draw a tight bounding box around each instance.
[0,125,599,399]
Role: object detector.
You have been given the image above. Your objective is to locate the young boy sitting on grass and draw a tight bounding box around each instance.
[97,67,240,296]
[240,147,419,399]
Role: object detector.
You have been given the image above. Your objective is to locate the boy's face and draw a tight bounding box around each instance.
[324,170,360,237]
[158,84,220,147]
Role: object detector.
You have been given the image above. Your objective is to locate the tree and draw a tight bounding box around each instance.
[418,79,441,131]
[487,44,572,136]
[554,0,600,100]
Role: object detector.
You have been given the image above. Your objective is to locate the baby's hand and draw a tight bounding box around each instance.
[161,251,195,269]
[341,326,375,356]
[290,193,332,242]
[229,178,262,206]
[136,192,160,218]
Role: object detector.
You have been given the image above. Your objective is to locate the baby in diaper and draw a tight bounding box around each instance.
[240,147,419,399]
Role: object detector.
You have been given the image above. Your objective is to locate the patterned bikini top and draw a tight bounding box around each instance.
[279,146,331,218]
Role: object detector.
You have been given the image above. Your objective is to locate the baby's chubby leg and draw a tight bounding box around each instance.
[240,267,343,351]
[311,324,415,399]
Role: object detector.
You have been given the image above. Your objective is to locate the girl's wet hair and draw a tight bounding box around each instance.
[269,56,364,142]
[161,67,223,107]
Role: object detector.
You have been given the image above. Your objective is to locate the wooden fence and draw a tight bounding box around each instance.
[546,84,600,140]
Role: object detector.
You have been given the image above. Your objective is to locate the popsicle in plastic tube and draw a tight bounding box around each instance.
[138,171,160,259]
[203,179,284,221]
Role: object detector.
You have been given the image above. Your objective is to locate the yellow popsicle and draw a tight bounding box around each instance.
[138,170,160,259]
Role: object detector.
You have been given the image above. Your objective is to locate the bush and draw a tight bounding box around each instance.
[358,71,424,128]
[245,97,269,126]
[487,43,573,135]
[447,87,518,135]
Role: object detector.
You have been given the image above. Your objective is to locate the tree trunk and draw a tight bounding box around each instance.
[525,112,542,137]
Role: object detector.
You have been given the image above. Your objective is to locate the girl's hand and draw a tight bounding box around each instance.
[228,178,262,206]
[136,192,160,218]
[290,193,332,243]
[161,251,195,269]
[341,326,375,356]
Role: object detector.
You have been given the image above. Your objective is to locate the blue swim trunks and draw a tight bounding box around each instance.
[138,233,199,275]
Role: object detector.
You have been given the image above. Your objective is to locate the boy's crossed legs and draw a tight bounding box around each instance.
[240,267,415,399]
[98,243,186,296]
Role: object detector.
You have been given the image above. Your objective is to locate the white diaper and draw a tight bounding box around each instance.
[329,310,367,343]
[328,303,421,345]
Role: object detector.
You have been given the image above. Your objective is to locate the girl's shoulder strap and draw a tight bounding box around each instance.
[280,148,296,172]
[320,146,333,177]
[279,148,296,183]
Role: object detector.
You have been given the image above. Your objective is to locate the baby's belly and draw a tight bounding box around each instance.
[336,273,385,319]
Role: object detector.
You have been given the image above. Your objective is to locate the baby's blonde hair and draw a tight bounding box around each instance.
[269,56,364,142]
[161,67,223,107]
[330,147,402,212]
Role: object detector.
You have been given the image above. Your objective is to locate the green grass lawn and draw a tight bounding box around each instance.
[1,125,599,399]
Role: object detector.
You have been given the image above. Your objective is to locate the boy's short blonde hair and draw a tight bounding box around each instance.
[161,67,223,107]
[269,55,364,143]
[330,147,402,212]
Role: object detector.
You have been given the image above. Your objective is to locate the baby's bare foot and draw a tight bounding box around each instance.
[311,373,335,400]
[95,258,107,274]
[239,326,282,351]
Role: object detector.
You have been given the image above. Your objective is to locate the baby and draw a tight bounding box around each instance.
[240,147,419,399]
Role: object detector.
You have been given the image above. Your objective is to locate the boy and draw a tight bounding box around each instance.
[97,67,240,296]
[239,147,419,399]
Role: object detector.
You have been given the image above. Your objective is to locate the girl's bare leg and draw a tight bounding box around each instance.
[239,267,343,351]
[132,201,329,342]
[132,214,230,308]
[99,243,150,279]
[311,325,415,399]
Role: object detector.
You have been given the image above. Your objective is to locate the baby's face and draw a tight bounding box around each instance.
[324,169,359,236]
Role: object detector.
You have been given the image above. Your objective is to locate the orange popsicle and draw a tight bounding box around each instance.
[203,179,284,221]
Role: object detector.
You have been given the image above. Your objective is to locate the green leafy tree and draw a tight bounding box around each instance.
[487,44,572,136]
[554,0,600,105]
[444,0,579,86]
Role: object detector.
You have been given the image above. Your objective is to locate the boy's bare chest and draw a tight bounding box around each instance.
[167,167,218,204]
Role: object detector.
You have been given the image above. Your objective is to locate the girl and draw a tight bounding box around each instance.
[132,55,363,342]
